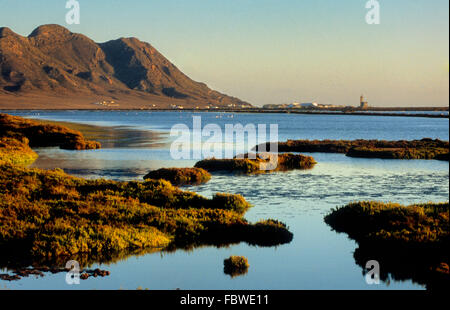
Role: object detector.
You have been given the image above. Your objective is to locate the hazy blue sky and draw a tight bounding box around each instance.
[0,0,448,107]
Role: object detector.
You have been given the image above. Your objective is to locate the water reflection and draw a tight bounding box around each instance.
[76,125,170,149]
[0,235,292,283]
[31,120,171,149]
[353,243,449,290]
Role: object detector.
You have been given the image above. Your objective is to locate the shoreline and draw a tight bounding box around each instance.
[31,119,169,149]
[2,108,448,119]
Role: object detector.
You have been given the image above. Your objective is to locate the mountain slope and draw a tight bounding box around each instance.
[0,24,250,109]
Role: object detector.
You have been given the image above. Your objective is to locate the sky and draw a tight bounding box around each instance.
[0,0,448,107]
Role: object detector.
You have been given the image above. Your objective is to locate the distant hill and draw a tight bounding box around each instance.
[0,24,251,109]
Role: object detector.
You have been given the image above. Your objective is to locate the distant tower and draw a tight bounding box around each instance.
[360,95,369,109]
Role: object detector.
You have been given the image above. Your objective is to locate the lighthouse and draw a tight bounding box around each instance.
[360,95,369,109]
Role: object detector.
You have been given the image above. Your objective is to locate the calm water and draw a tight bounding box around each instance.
[1,111,449,290]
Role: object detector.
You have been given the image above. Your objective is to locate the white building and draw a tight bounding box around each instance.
[300,102,318,108]
[287,102,301,108]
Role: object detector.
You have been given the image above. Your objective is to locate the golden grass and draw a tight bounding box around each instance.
[224,256,250,277]
[0,113,101,150]
[325,201,450,289]
[0,112,294,273]
[325,201,449,245]
[0,137,38,166]
[144,167,211,186]
[257,139,449,161]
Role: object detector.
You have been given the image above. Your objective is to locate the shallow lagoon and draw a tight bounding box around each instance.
[1,111,448,290]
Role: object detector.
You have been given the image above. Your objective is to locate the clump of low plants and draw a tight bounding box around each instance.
[247,220,294,246]
[325,201,449,245]
[276,153,317,170]
[0,137,38,166]
[325,201,450,289]
[211,193,252,214]
[195,158,260,174]
[346,146,449,160]
[256,138,449,161]
[0,113,101,150]
[224,256,249,277]
[143,167,211,186]
[195,153,316,174]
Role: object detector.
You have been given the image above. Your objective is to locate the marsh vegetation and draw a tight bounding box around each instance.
[223,256,250,277]
[256,139,449,161]
[325,201,449,289]
[0,113,101,150]
[0,113,293,278]
[144,167,211,186]
[0,163,292,267]
[0,136,38,166]
[195,153,317,174]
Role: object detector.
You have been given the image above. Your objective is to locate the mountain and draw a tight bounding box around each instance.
[0,24,251,109]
